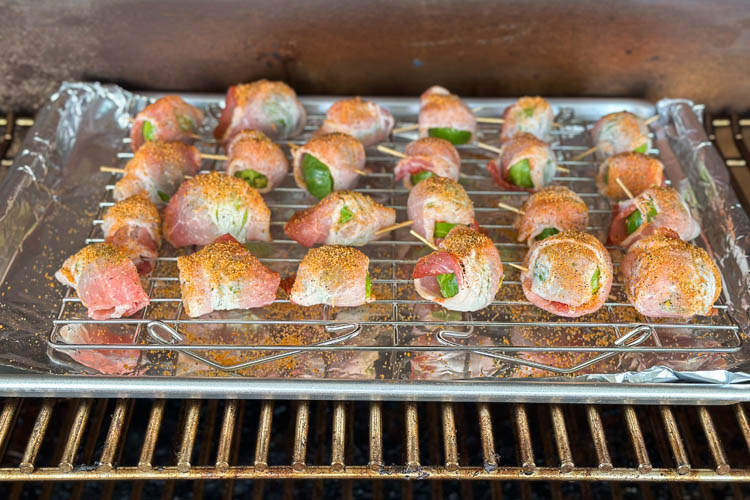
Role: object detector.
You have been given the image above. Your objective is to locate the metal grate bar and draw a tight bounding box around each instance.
[19,399,54,473]
[441,403,459,472]
[550,404,574,473]
[586,405,613,471]
[624,405,652,474]
[215,400,238,472]
[477,403,498,471]
[292,401,310,471]
[0,399,20,461]
[176,400,201,472]
[405,402,420,471]
[254,401,274,471]
[514,404,535,474]
[368,402,383,471]
[138,399,165,471]
[660,406,691,475]
[331,402,347,472]
[698,406,731,475]
[98,399,129,472]
[58,399,92,472]
[734,403,750,455]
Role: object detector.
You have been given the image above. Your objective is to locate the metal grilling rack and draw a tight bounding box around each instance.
[46,95,746,387]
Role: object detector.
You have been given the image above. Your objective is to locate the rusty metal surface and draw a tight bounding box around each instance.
[2,1,750,112]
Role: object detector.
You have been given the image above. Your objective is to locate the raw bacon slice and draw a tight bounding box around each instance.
[163,172,271,247]
[520,231,613,318]
[316,97,394,147]
[102,193,162,274]
[284,191,396,247]
[500,96,555,142]
[292,132,365,199]
[130,95,204,152]
[486,132,557,192]
[418,86,477,144]
[177,235,281,318]
[55,243,150,320]
[225,129,289,193]
[57,324,141,375]
[591,111,651,158]
[413,226,503,311]
[514,186,589,245]
[596,152,665,200]
[113,141,201,206]
[214,80,306,143]
[289,246,373,307]
[608,186,700,248]
[407,176,476,244]
[621,228,721,318]
[393,137,461,189]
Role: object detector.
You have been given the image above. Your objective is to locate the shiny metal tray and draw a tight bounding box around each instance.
[0,82,748,402]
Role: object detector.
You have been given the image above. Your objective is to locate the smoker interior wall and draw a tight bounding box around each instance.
[1,0,749,112]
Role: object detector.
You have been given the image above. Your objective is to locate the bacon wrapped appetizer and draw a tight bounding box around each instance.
[407,176,476,244]
[316,97,394,147]
[224,130,289,193]
[163,172,271,247]
[113,141,201,206]
[513,186,589,245]
[520,231,613,318]
[591,111,651,158]
[487,132,558,191]
[621,229,721,318]
[55,243,150,320]
[292,132,365,199]
[102,193,161,274]
[500,96,555,143]
[284,191,396,247]
[418,86,477,145]
[57,324,141,375]
[177,235,281,317]
[130,96,204,152]
[596,152,665,200]
[413,226,503,312]
[214,80,306,143]
[289,246,373,307]
[393,137,461,189]
[608,186,700,248]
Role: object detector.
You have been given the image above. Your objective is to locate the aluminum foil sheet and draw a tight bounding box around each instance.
[0,81,749,401]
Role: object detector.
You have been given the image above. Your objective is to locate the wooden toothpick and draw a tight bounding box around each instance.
[100,165,193,179]
[507,262,529,272]
[410,230,438,250]
[377,145,406,159]
[392,124,419,135]
[476,142,503,155]
[570,145,600,162]
[476,117,504,124]
[375,220,414,235]
[201,153,229,161]
[498,202,525,215]
[615,177,635,200]
[644,115,659,126]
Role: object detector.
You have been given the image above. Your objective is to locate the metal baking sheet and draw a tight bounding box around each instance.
[0,82,749,403]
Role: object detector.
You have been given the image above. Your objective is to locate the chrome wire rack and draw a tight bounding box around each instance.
[47,97,746,382]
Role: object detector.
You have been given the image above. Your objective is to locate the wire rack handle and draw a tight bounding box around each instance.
[146,320,362,373]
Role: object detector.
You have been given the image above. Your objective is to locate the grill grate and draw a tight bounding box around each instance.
[45,100,744,379]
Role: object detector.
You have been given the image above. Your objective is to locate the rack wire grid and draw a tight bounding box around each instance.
[47,98,745,380]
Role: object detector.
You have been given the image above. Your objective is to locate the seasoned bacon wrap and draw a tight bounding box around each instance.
[177,236,281,318]
[58,324,141,375]
[418,86,477,144]
[225,130,289,193]
[521,231,613,317]
[289,246,373,307]
[591,111,651,158]
[214,80,307,143]
[393,137,461,189]
[292,132,365,199]
[413,226,503,312]
[596,152,664,200]
[407,176,476,244]
[316,97,394,147]
[621,229,721,318]
[163,172,271,247]
[514,186,589,245]
[608,186,700,248]
[487,132,557,191]
[55,243,150,320]
[284,191,396,247]
[500,96,555,142]
[130,96,204,152]
[102,193,161,274]
[113,141,201,206]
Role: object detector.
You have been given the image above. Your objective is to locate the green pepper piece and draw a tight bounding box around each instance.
[410,170,433,185]
[301,154,334,199]
[535,227,560,241]
[143,120,155,142]
[365,273,372,300]
[625,209,643,235]
[177,115,194,132]
[508,158,533,188]
[339,206,354,224]
[436,273,459,298]
[645,201,658,221]
[234,169,269,189]
[427,127,472,145]
[633,143,648,154]
[522,107,535,118]
[157,190,170,202]
[591,267,601,294]
[434,221,457,239]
